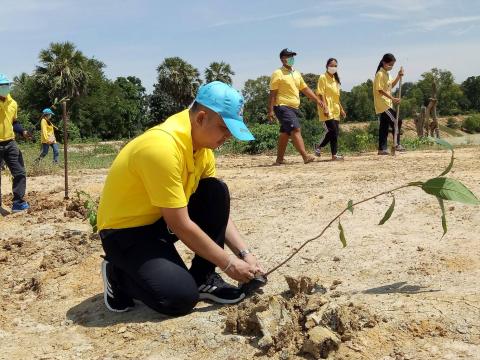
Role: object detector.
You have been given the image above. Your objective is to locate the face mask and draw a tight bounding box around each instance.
[327,66,337,75]
[287,57,295,66]
[0,85,10,97]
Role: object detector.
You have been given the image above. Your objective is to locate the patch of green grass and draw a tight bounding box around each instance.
[439,124,463,137]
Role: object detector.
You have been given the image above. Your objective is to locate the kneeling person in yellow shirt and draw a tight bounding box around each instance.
[97,81,264,316]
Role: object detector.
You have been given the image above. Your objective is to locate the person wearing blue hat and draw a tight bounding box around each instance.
[96,81,263,316]
[35,108,59,164]
[0,73,30,212]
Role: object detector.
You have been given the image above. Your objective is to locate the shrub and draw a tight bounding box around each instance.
[462,114,480,133]
[339,127,376,153]
[446,117,460,129]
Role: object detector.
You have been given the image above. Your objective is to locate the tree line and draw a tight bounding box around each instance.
[11,41,480,141]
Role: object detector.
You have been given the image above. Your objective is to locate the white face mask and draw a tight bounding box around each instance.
[327,67,337,75]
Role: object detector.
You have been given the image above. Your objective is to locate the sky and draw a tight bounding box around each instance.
[2,0,480,92]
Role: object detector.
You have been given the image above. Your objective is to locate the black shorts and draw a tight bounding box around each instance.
[273,105,301,134]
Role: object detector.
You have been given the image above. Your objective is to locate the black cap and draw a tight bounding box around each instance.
[279,48,297,58]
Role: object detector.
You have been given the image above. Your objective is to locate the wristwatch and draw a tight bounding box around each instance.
[238,249,251,259]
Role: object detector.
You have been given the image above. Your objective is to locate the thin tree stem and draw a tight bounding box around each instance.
[265,184,414,276]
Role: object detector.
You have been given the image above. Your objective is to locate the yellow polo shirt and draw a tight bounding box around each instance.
[97,109,216,231]
[270,67,307,109]
[316,72,341,121]
[40,118,56,144]
[0,94,18,142]
[373,68,393,114]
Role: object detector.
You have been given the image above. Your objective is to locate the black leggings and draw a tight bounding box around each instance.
[319,119,340,155]
[378,108,402,150]
[100,177,230,316]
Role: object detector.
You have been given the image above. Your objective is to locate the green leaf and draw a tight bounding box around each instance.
[422,177,480,205]
[338,221,347,248]
[347,200,354,214]
[379,194,395,225]
[436,197,447,238]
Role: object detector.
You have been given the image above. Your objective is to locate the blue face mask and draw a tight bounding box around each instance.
[0,85,10,97]
[287,57,295,66]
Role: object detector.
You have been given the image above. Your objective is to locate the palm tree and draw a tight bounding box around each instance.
[36,41,89,102]
[155,57,202,108]
[204,61,235,85]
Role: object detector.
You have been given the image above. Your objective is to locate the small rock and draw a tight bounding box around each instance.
[302,326,341,359]
[118,326,127,334]
[417,246,424,252]
[332,256,341,262]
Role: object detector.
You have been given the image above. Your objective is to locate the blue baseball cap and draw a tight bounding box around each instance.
[42,108,55,115]
[195,81,254,141]
[0,73,12,85]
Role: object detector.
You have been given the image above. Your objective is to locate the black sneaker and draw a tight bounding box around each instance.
[198,273,245,304]
[101,260,134,312]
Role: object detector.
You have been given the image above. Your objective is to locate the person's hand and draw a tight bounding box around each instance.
[392,97,401,105]
[268,110,276,124]
[340,109,347,118]
[317,100,326,111]
[398,66,404,77]
[224,257,257,283]
[243,253,265,275]
[23,131,32,140]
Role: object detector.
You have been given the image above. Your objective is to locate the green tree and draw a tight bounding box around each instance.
[343,80,376,122]
[299,73,319,120]
[36,41,89,102]
[204,61,235,84]
[150,57,202,123]
[242,76,270,124]
[461,76,480,112]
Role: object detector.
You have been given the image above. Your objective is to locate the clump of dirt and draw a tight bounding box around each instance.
[64,197,88,219]
[225,275,380,359]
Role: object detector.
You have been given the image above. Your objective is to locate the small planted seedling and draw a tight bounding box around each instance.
[75,190,98,232]
[265,138,480,276]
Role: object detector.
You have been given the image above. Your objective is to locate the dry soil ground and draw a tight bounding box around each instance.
[0,147,479,359]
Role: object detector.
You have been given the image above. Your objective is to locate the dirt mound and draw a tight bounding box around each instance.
[225,276,380,359]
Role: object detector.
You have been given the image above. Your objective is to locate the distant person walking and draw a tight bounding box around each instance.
[373,53,405,155]
[268,48,326,165]
[35,108,59,164]
[0,73,30,212]
[314,58,345,160]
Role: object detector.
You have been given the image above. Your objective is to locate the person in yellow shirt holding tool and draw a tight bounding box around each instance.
[0,73,30,212]
[373,53,406,155]
[314,58,346,161]
[268,48,326,165]
[35,108,59,164]
[97,81,264,316]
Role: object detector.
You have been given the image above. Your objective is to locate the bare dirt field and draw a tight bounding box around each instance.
[1,147,479,360]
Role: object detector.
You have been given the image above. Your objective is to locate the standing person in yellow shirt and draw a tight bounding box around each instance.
[97,81,264,316]
[0,73,30,212]
[314,58,346,161]
[268,48,326,165]
[35,108,59,164]
[373,53,405,155]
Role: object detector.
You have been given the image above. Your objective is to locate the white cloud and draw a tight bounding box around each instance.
[291,16,337,28]
[208,8,314,28]
[360,13,401,20]
[415,16,480,31]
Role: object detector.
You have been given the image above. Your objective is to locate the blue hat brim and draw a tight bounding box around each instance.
[223,117,255,141]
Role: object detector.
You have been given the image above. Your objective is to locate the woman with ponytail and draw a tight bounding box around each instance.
[373,53,405,155]
[314,58,346,160]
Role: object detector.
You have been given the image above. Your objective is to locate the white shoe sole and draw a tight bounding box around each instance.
[101,260,132,313]
[199,292,246,304]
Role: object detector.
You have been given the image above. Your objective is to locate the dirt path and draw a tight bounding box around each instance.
[1,148,479,359]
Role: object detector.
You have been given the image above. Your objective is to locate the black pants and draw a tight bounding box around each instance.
[319,119,339,155]
[100,177,230,316]
[0,140,26,205]
[379,108,402,151]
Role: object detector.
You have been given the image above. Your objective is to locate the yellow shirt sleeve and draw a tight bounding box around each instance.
[316,75,326,95]
[270,71,280,91]
[374,71,386,93]
[201,150,216,179]
[298,73,307,91]
[132,139,187,209]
